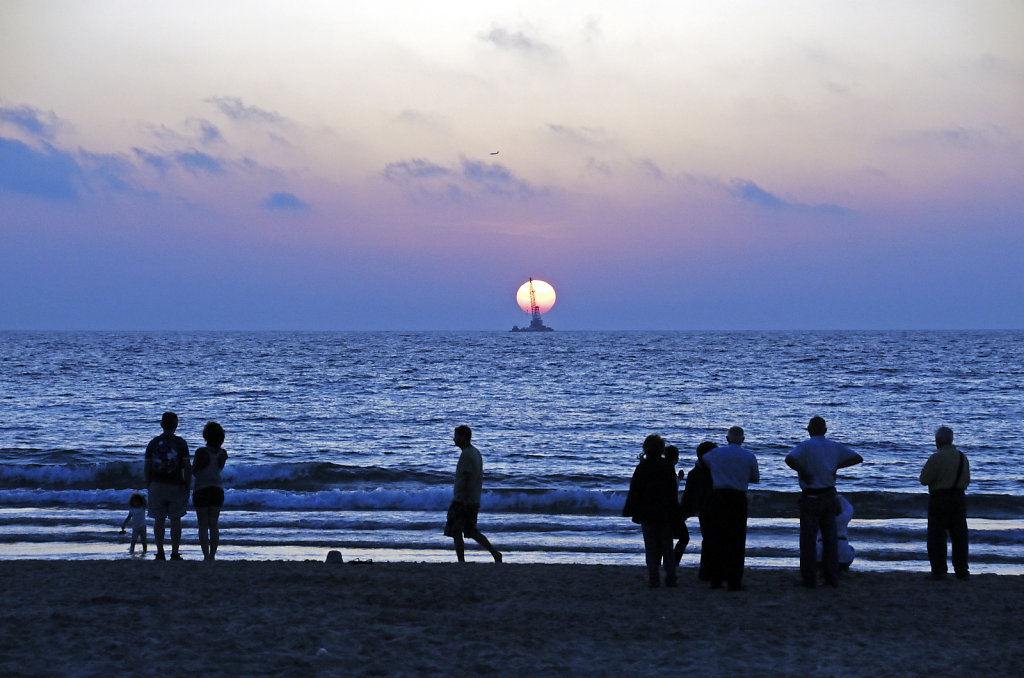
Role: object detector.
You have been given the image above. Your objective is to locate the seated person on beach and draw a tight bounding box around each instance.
[816,493,855,570]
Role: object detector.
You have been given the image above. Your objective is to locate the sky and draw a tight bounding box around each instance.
[1,1,1022,330]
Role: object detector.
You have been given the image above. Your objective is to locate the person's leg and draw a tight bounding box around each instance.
[926,496,949,577]
[674,522,690,566]
[661,525,677,586]
[468,529,501,563]
[129,532,137,554]
[140,528,147,553]
[820,501,839,587]
[641,523,660,586]
[169,516,182,557]
[208,507,221,560]
[452,532,466,562]
[697,514,711,581]
[196,507,210,560]
[153,516,166,558]
[726,495,747,590]
[950,494,969,578]
[798,497,818,586]
[707,495,726,588]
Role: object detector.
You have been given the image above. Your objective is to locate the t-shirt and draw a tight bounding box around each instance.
[453,444,483,505]
[145,432,190,485]
[127,506,146,530]
[192,446,227,490]
[702,444,759,492]
[786,436,859,490]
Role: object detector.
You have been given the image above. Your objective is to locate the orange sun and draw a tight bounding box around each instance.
[516,279,556,314]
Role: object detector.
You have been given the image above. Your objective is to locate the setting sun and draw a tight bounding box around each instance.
[516,279,556,314]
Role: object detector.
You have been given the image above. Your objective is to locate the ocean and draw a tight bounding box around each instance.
[1,330,1022,572]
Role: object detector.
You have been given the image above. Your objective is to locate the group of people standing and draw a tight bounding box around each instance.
[123,412,228,561]
[624,417,971,588]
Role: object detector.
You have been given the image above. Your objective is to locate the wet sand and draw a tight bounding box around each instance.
[1,560,1021,676]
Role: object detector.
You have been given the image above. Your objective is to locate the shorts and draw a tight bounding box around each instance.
[443,501,479,537]
[193,486,225,508]
[148,482,189,520]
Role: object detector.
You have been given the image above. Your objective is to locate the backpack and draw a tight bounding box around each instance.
[150,438,183,476]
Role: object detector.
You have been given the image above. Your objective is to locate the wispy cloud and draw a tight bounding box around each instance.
[264,192,309,211]
[729,178,851,216]
[0,137,81,201]
[174,150,226,175]
[383,157,538,201]
[0,105,61,140]
[480,24,557,57]
[206,96,285,125]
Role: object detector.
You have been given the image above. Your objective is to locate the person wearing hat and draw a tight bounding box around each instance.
[785,416,862,588]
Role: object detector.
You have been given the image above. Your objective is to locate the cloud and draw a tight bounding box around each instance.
[480,24,556,57]
[383,157,537,201]
[188,118,223,145]
[0,137,81,201]
[174,150,225,175]
[729,178,851,216]
[133,148,172,172]
[206,96,285,125]
[0,105,61,140]
[547,124,611,148]
[264,192,309,211]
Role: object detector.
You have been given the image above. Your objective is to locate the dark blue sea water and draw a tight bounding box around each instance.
[1,331,1021,571]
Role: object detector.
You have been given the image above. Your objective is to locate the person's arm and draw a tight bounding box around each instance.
[919,456,935,486]
[192,448,209,474]
[121,513,130,531]
[182,448,192,487]
[144,443,152,485]
[218,450,227,470]
[837,446,863,469]
[749,457,760,484]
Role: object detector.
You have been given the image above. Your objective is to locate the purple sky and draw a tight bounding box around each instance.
[2,1,1022,330]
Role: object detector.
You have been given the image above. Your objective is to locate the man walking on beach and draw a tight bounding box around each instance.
[920,426,970,580]
[144,412,191,560]
[701,427,759,590]
[785,416,863,588]
[444,425,502,563]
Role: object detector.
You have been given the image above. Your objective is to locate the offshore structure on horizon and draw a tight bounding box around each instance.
[510,278,554,332]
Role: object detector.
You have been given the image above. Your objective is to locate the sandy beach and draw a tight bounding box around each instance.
[1,560,1021,677]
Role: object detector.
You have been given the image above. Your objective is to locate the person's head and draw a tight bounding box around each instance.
[453,425,472,448]
[642,434,666,460]
[664,445,679,466]
[160,411,178,432]
[726,426,744,445]
[129,492,146,508]
[807,416,827,436]
[203,421,225,447]
[695,441,718,458]
[935,426,954,448]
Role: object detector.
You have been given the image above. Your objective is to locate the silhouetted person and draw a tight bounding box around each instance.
[623,434,680,587]
[444,425,502,563]
[665,445,689,565]
[192,421,228,561]
[144,412,191,560]
[920,426,970,580]
[785,416,863,588]
[701,427,758,590]
[680,441,716,575]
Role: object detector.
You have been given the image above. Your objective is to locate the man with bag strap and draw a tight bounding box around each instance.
[920,426,970,580]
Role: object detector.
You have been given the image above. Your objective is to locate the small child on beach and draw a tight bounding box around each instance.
[120,493,148,555]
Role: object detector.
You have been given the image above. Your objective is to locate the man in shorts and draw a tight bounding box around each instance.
[145,412,191,560]
[444,425,502,563]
